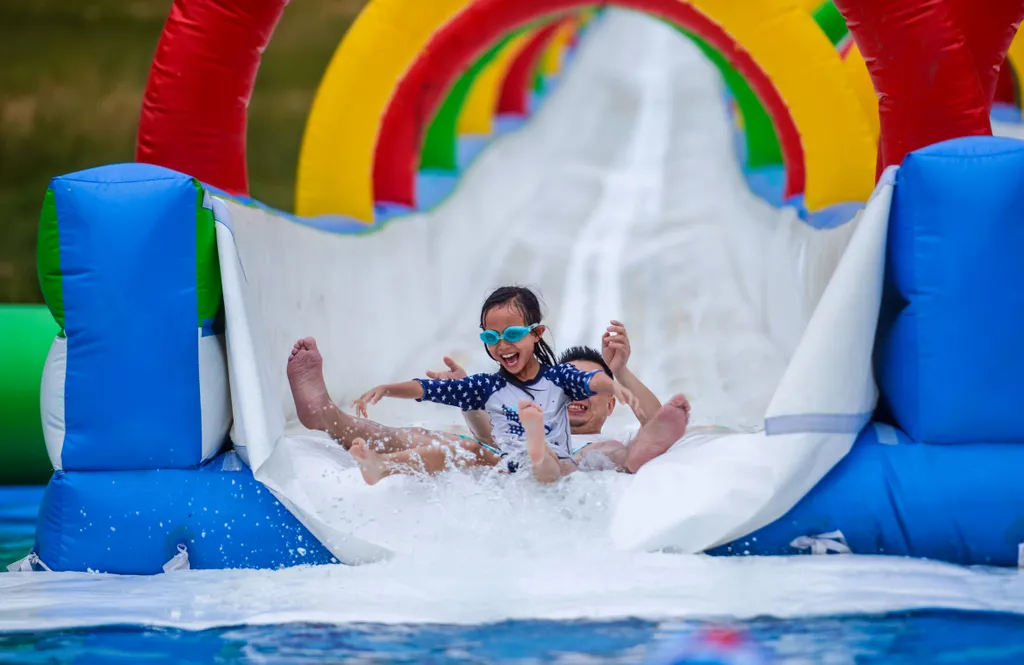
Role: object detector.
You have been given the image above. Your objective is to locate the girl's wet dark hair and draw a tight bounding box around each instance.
[480,286,558,392]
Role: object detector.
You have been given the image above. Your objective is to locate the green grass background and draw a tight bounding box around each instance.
[0,0,366,303]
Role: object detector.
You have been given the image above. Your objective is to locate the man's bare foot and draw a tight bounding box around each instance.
[287,337,337,432]
[625,394,690,473]
[350,438,390,486]
[519,400,548,466]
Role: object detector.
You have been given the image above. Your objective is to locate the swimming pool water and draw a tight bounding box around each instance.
[4,486,1024,664]
[4,612,1024,663]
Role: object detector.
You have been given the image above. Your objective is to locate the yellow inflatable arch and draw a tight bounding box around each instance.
[297,0,876,221]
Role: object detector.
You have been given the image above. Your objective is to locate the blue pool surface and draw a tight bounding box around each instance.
[0,486,42,571]
[4,486,1024,664]
[3,612,1024,663]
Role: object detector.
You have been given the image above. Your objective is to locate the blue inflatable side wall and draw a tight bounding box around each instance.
[709,424,1024,566]
[46,164,217,471]
[713,136,1024,566]
[30,164,332,574]
[35,453,335,574]
[879,137,1024,443]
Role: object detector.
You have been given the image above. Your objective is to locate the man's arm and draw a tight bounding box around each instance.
[603,321,661,425]
[614,366,661,426]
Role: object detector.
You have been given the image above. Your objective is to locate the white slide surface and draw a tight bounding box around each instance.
[215,10,868,565]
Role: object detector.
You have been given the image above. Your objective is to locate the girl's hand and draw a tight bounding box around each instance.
[352,385,389,418]
[602,320,631,374]
[612,381,644,422]
[426,356,467,381]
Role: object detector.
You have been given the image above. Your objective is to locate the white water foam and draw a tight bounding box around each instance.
[3,10,1019,632]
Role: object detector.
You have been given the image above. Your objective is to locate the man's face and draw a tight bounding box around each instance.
[567,360,615,434]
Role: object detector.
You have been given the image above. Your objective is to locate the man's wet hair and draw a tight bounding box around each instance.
[558,345,613,379]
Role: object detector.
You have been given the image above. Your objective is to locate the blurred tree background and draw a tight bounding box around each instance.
[0,0,366,303]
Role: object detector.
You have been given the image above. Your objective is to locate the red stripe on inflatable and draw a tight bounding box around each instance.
[136,0,287,195]
[949,0,1024,106]
[498,22,565,116]
[837,36,855,59]
[836,0,1024,174]
[994,57,1017,105]
[373,0,804,208]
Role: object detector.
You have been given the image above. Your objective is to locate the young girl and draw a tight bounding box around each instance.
[349,286,642,483]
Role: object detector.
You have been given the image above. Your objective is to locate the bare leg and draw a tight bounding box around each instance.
[574,440,629,472]
[520,400,563,484]
[350,437,499,485]
[624,394,691,473]
[287,337,462,452]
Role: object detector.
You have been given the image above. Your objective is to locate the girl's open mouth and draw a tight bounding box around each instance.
[500,352,520,369]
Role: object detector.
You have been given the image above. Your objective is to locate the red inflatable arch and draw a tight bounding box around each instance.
[835,0,1024,174]
[370,0,806,208]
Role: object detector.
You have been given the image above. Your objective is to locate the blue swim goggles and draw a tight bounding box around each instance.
[479,323,538,345]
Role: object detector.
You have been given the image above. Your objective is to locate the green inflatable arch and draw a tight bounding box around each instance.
[421,31,521,171]
[419,13,790,177]
[673,27,783,170]
[813,1,849,46]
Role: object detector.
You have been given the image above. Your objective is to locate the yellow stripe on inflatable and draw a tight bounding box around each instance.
[458,32,532,136]
[843,43,880,142]
[695,0,875,208]
[297,0,473,220]
[1008,32,1024,113]
[733,98,746,131]
[297,0,877,219]
[540,21,577,78]
[798,0,828,11]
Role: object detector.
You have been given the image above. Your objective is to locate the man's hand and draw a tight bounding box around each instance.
[602,320,631,374]
[426,356,467,381]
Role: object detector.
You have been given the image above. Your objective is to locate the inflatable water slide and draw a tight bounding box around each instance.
[7,0,1024,574]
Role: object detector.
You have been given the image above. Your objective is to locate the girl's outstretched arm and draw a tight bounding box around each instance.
[427,358,496,445]
[546,363,645,422]
[355,374,499,419]
[353,381,425,418]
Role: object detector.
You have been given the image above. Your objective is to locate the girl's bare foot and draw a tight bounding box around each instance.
[519,400,549,466]
[350,438,390,485]
[519,400,562,483]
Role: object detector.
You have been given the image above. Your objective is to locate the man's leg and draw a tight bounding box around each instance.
[572,394,691,474]
[349,437,500,485]
[624,394,691,473]
[574,440,629,471]
[287,337,459,452]
[520,400,564,484]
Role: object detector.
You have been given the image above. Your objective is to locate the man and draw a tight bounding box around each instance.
[433,321,690,474]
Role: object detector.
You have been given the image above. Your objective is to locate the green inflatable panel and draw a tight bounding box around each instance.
[674,27,783,169]
[420,34,517,172]
[0,304,59,485]
[420,16,563,173]
[531,61,546,95]
[813,1,850,46]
